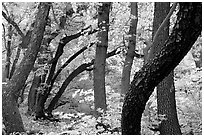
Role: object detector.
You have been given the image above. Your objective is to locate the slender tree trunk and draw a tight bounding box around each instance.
[121,3,201,134]
[9,47,21,79]
[149,2,181,134]
[93,2,111,113]
[121,2,138,94]
[157,73,181,134]
[27,74,41,115]
[2,3,50,134]
[34,24,53,119]
[3,25,12,81]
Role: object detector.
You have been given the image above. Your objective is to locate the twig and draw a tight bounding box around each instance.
[2,11,24,37]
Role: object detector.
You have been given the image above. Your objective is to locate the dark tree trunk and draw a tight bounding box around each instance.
[149,2,181,134]
[93,2,111,113]
[121,2,201,135]
[48,42,95,96]
[27,74,41,115]
[121,2,138,94]
[2,3,50,134]
[34,23,53,119]
[35,26,97,119]
[46,62,93,114]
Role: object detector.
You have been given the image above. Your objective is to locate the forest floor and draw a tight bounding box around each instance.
[15,66,202,135]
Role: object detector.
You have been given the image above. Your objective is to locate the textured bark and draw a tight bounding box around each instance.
[93,2,111,113]
[3,25,12,82]
[27,74,41,115]
[157,73,181,134]
[9,47,21,79]
[34,23,53,118]
[149,3,181,134]
[2,3,50,134]
[121,3,201,135]
[121,2,138,94]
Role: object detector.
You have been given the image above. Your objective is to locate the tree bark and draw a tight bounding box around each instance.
[121,2,138,94]
[9,47,21,79]
[121,2,201,135]
[27,74,41,115]
[93,2,111,113]
[3,25,12,81]
[149,2,181,134]
[34,21,53,118]
[2,2,50,134]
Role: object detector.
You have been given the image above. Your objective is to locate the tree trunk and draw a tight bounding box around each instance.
[27,74,41,115]
[3,25,12,82]
[34,23,53,119]
[93,2,111,113]
[121,2,201,135]
[149,2,181,134]
[2,3,50,134]
[157,73,181,134]
[9,47,21,79]
[121,2,138,94]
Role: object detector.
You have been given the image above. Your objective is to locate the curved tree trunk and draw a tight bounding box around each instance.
[46,62,93,114]
[121,2,138,94]
[93,2,111,113]
[2,3,50,134]
[46,48,120,115]
[121,2,201,135]
[148,2,181,134]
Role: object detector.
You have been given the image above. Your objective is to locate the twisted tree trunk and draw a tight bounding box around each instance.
[121,2,201,135]
[150,2,181,134]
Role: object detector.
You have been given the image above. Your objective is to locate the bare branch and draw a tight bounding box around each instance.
[2,23,7,49]
[2,3,9,16]
[153,2,178,42]
[2,11,24,37]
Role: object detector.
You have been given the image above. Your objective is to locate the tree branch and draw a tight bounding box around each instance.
[2,11,24,37]
[46,47,121,113]
[51,42,95,84]
[141,2,178,54]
